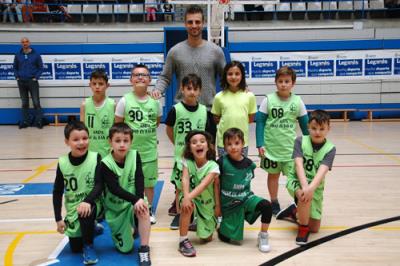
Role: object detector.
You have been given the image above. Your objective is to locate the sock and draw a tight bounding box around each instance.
[179,235,188,242]
[259,231,268,238]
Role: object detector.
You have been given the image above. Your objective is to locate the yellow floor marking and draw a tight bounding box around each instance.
[346,137,400,164]
[22,161,58,183]
[4,233,25,266]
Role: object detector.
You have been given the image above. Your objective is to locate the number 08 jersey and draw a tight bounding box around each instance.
[264,92,301,162]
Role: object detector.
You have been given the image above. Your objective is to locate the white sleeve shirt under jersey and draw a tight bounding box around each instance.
[115,96,163,118]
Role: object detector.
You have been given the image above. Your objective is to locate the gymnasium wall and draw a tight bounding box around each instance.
[0,23,399,124]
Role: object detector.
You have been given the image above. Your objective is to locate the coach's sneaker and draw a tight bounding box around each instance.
[150,213,157,225]
[296,225,310,246]
[179,238,196,257]
[276,203,297,224]
[257,232,271,252]
[94,221,104,236]
[168,200,177,216]
[170,214,180,230]
[83,244,98,265]
[138,245,151,266]
[271,200,281,216]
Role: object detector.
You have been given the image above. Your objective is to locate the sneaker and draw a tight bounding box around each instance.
[271,200,281,216]
[257,232,271,253]
[168,200,177,216]
[35,122,43,129]
[179,238,196,257]
[94,222,104,236]
[295,225,310,246]
[170,214,180,230]
[83,245,98,265]
[18,122,29,129]
[188,221,197,232]
[150,213,157,225]
[138,245,151,266]
[276,203,297,224]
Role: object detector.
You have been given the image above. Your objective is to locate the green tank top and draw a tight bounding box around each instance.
[264,92,301,161]
[186,159,217,208]
[173,102,207,161]
[58,151,98,236]
[85,97,115,158]
[296,135,335,190]
[102,150,137,213]
[124,93,159,162]
[219,156,255,210]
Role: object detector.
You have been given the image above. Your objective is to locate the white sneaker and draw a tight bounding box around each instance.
[257,232,271,252]
[150,213,157,225]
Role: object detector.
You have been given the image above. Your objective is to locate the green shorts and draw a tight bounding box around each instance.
[219,195,264,241]
[170,160,183,190]
[260,155,293,176]
[286,176,324,220]
[105,205,135,253]
[142,160,158,188]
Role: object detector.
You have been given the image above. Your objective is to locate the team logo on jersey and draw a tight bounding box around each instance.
[148,109,156,120]
[290,103,296,113]
[196,120,205,129]
[101,115,111,129]
[128,170,135,186]
[85,172,94,187]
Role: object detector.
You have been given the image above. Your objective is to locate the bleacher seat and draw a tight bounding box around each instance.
[232,4,245,21]
[67,4,82,23]
[129,2,144,22]
[82,3,97,23]
[276,2,290,20]
[369,0,386,18]
[322,1,338,19]
[98,3,113,22]
[114,4,129,22]
[307,1,322,20]
[262,4,275,20]
[291,2,306,20]
[32,0,49,22]
[354,0,369,18]
[338,0,353,19]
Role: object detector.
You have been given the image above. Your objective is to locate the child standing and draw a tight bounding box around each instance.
[211,61,257,157]
[255,66,309,215]
[80,69,115,158]
[52,121,101,265]
[165,74,211,228]
[115,64,162,225]
[277,110,336,245]
[216,128,272,252]
[178,130,219,257]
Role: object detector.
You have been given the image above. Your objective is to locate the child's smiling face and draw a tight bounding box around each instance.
[65,129,89,157]
[189,134,208,160]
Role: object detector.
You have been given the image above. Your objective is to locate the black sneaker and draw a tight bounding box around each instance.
[168,200,177,216]
[271,200,281,216]
[18,122,29,129]
[170,214,180,230]
[295,225,310,246]
[179,238,196,257]
[35,122,43,129]
[276,203,297,224]
[138,245,151,266]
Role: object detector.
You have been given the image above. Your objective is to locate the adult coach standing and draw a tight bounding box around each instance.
[13,37,44,129]
[151,5,226,139]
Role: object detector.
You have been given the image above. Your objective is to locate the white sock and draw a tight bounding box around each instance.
[179,235,188,242]
[260,231,268,238]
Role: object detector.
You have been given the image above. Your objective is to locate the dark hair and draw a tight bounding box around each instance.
[181,73,202,90]
[220,61,247,91]
[183,130,216,161]
[275,66,296,83]
[131,64,150,77]
[64,121,89,139]
[309,110,331,126]
[90,69,108,83]
[184,5,204,22]
[223,128,244,145]
[108,122,133,140]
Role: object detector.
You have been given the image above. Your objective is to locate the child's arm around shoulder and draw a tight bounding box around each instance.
[165,106,176,144]
[297,99,309,135]
[114,97,125,123]
[79,100,86,123]
[52,163,66,234]
[248,91,257,123]
[211,93,221,124]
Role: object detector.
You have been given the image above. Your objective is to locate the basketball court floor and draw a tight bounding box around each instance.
[0,122,399,265]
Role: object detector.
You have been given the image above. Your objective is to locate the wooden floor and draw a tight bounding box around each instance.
[1,122,400,266]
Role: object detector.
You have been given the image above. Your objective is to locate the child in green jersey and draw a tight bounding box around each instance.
[165,74,210,229]
[277,110,336,245]
[80,69,115,158]
[212,61,257,157]
[115,64,162,225]
[255,66,309,215]
[215,128,272,252]
[178,130,219,257]
[52,121,101,265]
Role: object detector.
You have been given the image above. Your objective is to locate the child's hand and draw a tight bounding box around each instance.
[258,147,265,157]
[150,89,162,99]
[134,199,149,216]
[302,187,314,202]
[77,202,92,217]
[56,220,66,234]
[181,197,193,213]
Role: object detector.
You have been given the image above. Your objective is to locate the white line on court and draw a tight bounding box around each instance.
[0,218,53,223]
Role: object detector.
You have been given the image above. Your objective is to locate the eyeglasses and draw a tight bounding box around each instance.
[132,73,150,78]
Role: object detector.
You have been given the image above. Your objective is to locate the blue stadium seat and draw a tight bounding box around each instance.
[337,0,353,19]
[291,2,306,20]
[82,3,98,22]
[67,3,82,23]
[307,1,322,20]
[114,4,129,22]
[322,1,338,19]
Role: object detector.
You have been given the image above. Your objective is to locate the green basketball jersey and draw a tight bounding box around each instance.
[173,102,207,161]
[264,92,301,161]
[58,151,98,237]
[289,135,335,191]
[102,150,137,214]
[124,93,159,162]
[85,97,115,158]
[220,156,256,212]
